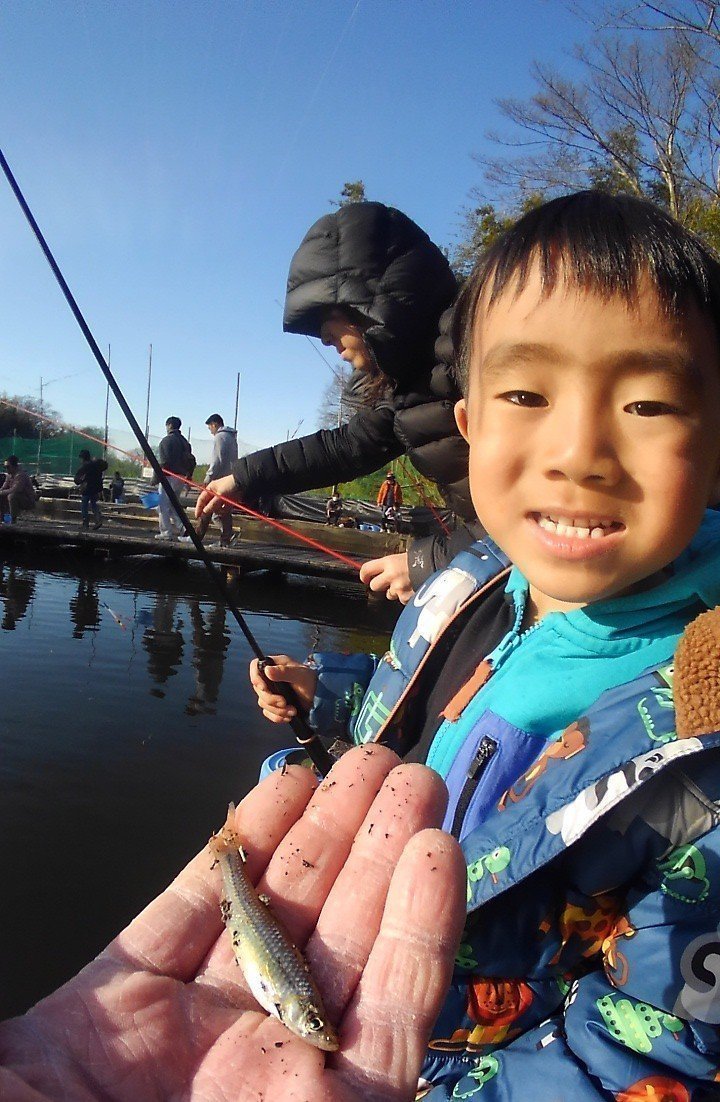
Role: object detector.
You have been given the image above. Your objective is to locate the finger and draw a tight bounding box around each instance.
[385,588,398,601]
[256,687,294,711]
[200,745,402,988]
[259,694,296,719]
[262,662,294,683]
[368,573,390,593]
[249,658,286,693]
[262,707,293,724]
[262,745,404,945]
[306,763,449,1022]
[106,763,319,980]
[260,700,295,721]
[359,559,383,584]
[194,491,209,518]
[333,828,466,1098]
[249,664,273,695]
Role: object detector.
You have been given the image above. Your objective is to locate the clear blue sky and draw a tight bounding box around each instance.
[0,0,583,463]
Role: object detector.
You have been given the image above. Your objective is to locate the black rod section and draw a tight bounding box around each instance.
[0,146,334,777]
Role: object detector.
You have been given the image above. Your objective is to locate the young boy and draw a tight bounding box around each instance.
[251,191,720,1099]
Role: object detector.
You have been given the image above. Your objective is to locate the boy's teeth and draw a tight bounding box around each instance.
[538,514,613,540]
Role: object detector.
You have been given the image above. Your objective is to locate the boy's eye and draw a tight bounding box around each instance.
[625,400,678,417]
[501,390,547,407]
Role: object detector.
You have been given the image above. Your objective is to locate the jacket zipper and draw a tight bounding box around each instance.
[451,734,498,838]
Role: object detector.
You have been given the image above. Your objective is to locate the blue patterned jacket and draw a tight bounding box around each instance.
[281,533,720,1099]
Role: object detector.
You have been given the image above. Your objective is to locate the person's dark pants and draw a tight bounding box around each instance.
[81,492,102,528]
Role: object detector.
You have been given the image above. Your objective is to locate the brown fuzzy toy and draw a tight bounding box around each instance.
[675,606,720,738]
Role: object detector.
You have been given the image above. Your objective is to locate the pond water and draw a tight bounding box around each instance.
[0,546,398,1019]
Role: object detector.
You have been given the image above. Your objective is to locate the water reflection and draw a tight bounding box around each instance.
[69,578,100,638]
[186,600,229,715]
[141,593,185,694]
[0,563,35,630]
[0,546,399,1019]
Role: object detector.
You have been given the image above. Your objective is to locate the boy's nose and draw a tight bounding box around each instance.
[542,408,623,487]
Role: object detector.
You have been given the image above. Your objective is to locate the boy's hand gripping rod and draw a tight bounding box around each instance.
[0,146,335,778]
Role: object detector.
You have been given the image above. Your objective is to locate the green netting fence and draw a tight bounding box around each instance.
[0,433,144,477]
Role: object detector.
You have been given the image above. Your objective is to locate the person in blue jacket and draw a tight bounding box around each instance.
[250,191,720,1099]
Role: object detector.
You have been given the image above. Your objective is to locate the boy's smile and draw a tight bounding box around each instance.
[456,263,720,620]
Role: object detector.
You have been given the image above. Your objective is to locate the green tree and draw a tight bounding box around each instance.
[453,194,545,277]
[0,394,62,439]
[332,180,367,206]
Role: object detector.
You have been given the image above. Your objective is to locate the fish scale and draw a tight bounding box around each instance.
[209,805,339,1051]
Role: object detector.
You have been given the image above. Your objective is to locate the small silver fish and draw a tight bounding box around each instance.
[209,804,339,1051]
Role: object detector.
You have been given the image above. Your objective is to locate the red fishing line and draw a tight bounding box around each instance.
[0,397,362,569]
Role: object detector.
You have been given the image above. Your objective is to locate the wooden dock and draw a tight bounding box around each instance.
[0,509,403,585]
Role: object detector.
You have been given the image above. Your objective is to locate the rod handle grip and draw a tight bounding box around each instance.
[258,658,335,777]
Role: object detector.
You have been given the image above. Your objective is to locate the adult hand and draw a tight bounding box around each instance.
[360,552,415,604]
[249,653,318,723]
[0,746,465,1102]
[195,474,239,519]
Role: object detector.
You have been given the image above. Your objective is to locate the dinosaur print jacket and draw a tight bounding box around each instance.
[272,512,720,1099]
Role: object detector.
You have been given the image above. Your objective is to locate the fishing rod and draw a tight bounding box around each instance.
[0,147,335,777]
[0,397,362,569]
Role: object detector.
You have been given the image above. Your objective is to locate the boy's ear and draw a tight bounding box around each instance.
[455,399,470,444]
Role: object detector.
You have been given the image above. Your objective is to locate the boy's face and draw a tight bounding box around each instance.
[456,264,720,618]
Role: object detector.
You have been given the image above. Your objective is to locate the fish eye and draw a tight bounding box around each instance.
[307,1014,324,1032]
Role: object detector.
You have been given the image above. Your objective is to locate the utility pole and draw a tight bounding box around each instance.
[144,343,152,439]
[233,371,241,431]
[36,376,43,474]
[103,345,110,458]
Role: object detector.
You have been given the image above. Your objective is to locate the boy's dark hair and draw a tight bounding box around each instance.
[453,190,720,395]
[5,455,18,467]
[78,449,91,461]
[166,416,181,431]
[205,413,224,426]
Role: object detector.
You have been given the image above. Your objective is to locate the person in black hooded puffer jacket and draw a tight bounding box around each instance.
[195,202,481,599]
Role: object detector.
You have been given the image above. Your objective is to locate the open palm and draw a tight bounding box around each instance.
[0,746,465,1101]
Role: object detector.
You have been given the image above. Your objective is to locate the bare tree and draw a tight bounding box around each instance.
[484,29,717,215]
[317,363,350,429]
[608,2,720,44]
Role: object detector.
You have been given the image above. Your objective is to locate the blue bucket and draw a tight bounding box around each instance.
[258,747,314,782]
[140,491,160,509]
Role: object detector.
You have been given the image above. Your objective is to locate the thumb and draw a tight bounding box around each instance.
[360,559,382,583]
[262,662,292,683]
